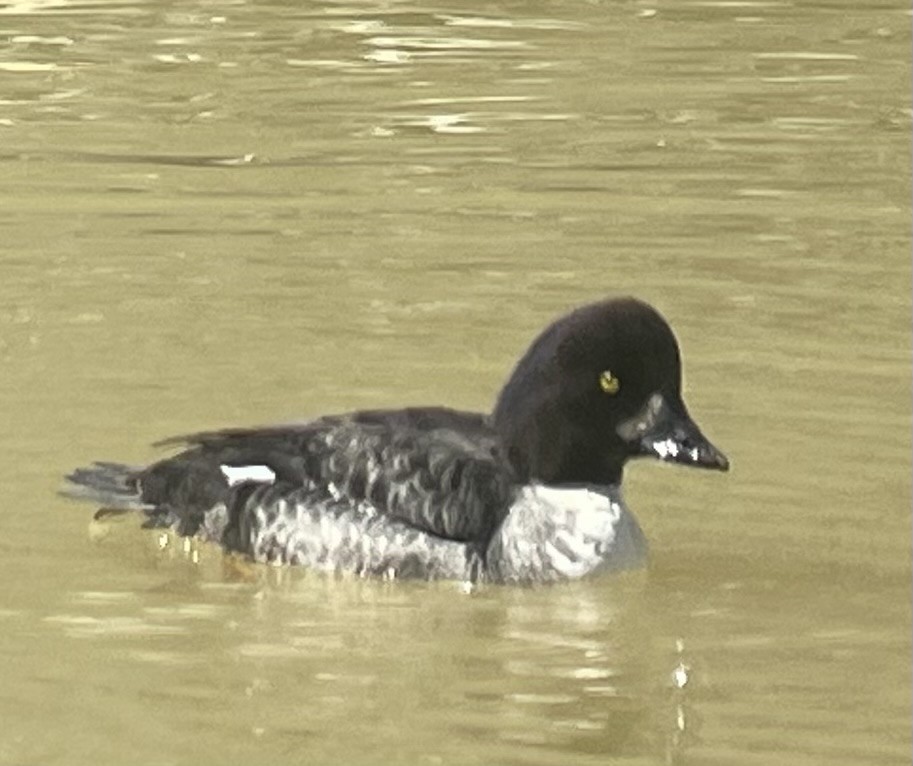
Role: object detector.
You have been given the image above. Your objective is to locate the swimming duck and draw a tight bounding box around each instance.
[64,297,729,584]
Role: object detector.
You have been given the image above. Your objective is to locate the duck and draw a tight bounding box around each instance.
[63,296,729,584]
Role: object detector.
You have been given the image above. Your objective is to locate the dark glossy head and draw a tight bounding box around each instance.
[492,297,729,486]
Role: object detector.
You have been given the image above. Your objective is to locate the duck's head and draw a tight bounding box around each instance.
[492,297,729,486]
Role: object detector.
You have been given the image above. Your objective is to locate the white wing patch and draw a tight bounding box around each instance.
[220,464,276,486]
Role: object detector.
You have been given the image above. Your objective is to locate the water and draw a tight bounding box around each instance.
[0,0,909,764]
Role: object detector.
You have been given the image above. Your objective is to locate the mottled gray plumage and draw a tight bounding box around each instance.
[206,482,485,580]
[63,297,729,584]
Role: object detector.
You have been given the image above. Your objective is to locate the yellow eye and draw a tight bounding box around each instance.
[598,370,620,395]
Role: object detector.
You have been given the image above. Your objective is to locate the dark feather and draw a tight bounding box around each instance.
[137,407,515,545]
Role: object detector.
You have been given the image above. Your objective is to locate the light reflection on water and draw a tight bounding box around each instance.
[34,537,688,759]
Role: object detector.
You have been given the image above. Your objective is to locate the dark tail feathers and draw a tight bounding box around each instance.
[62,462,151,515]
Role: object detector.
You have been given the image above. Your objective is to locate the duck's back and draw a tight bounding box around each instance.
[66,407,518,562]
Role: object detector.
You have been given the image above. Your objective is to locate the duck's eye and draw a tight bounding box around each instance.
[598,370,621,395]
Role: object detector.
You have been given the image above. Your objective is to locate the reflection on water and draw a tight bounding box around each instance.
[37,567,679,763]
[0,0,909,763]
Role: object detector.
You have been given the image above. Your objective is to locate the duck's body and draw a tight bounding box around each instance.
[64,297,728,584]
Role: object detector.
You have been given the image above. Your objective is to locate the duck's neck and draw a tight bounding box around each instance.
[492,401,625,488]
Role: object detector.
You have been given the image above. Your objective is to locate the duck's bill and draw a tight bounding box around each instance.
[617,393,730,472]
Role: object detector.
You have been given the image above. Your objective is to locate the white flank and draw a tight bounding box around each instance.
[220,464,276,486]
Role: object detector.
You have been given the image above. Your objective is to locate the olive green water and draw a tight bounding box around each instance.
[0,1,909,764]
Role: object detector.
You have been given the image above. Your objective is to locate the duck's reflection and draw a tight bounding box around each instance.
[258,570,695,763]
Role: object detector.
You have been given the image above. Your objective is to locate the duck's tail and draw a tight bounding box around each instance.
[62,462,152,514]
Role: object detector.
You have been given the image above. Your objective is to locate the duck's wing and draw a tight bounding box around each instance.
[141,407,516,544]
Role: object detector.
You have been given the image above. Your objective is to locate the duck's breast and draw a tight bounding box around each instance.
[485,484,648,584]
